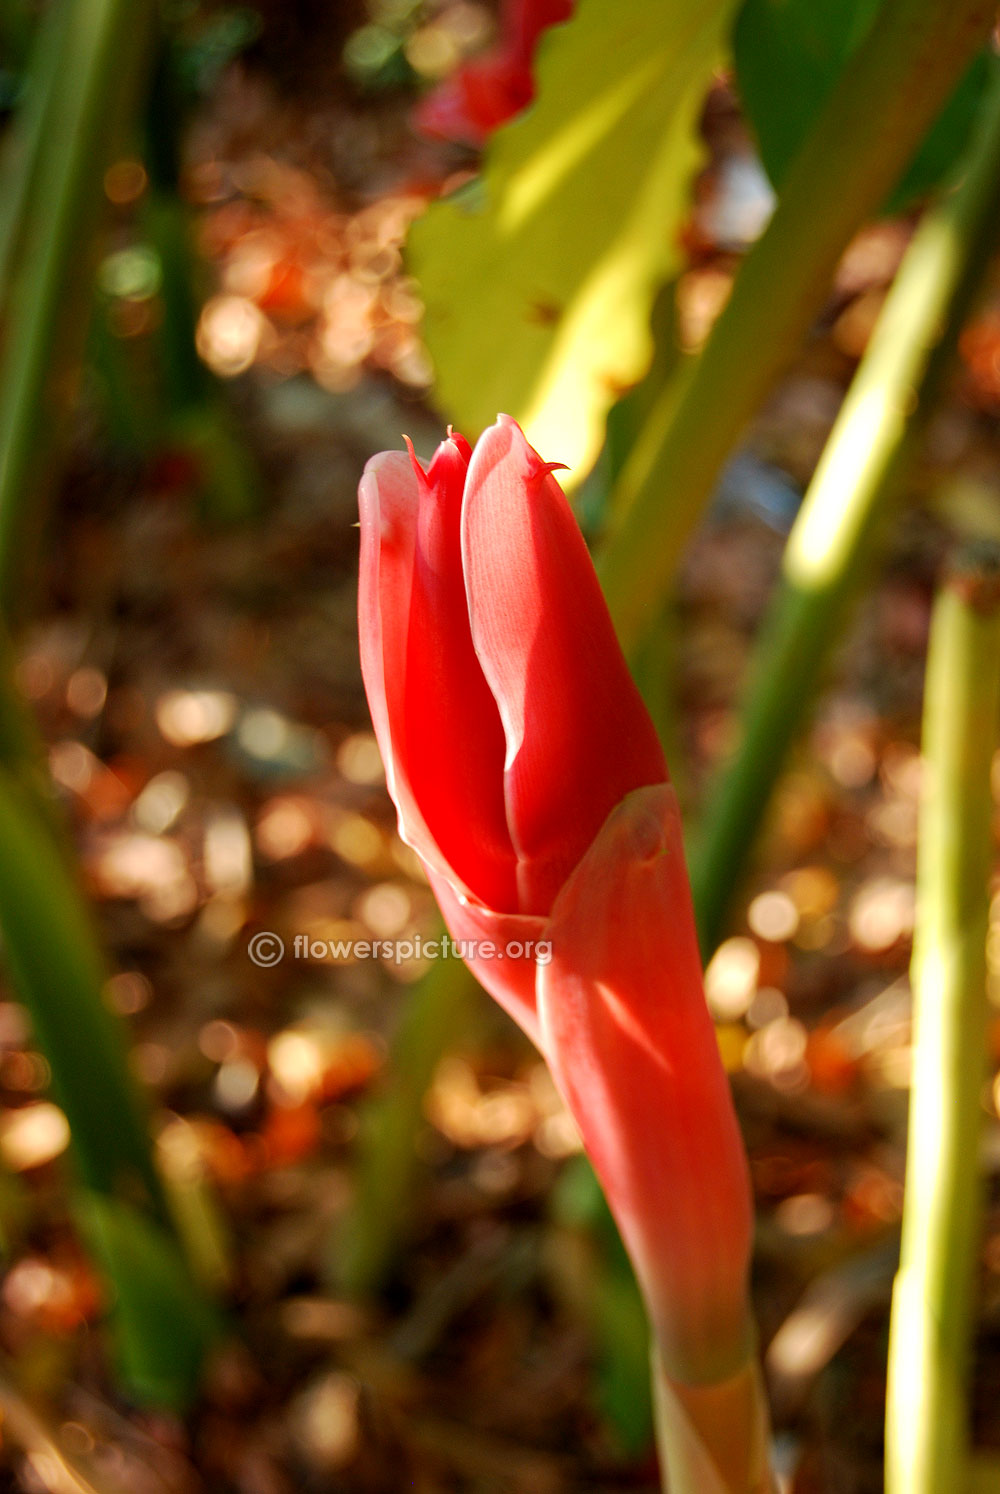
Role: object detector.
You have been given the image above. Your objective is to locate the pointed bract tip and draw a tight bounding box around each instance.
[533,459,570,480]
[492,415,567,480]
[427,429,473,488]
[444,424,473,461]
[401,434,430,492]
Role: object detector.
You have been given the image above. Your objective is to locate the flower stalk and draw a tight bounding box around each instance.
[885,545,1000,1494]
[653,1350,775,1494]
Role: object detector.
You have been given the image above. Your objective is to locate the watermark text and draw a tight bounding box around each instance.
[248,931,552,968]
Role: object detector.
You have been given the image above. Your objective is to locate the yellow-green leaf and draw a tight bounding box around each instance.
[409,0,737,482]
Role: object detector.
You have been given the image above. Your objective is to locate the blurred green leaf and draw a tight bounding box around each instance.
[81,1194,221,1411]
[172,6,264,94]
[409,0,738,481]
[551,1155,652,1452]
[0,766,162,1208]
[0,0,34,73]
[0,0,64,302]
[343,22,413,89]
[593,1267,653,1455]
[333,950,477,1297]
[0,0,159,612]
[599,0,993,648]
[0,753,217,1408]
[732,0,990,211]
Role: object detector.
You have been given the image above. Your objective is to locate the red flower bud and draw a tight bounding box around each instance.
[358,417,753,1385]
[358,414,664,1038]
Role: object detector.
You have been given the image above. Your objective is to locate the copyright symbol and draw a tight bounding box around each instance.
[248,932,284,967]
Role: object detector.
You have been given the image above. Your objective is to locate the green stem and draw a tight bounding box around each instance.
[145,180,264,523]
[333,950,478,1296]
[143,47,209,413]
[885,545,1000,1493]
[598,0,994,651]
[0,0,157,614]
[0,0,61,301]
[688,63,1000,955]
[143,47,261,524]
[89,293,160,456]
[0,0,33,63]
[651,1346,776,1494]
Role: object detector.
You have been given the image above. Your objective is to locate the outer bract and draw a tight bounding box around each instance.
[539,783,754,1383]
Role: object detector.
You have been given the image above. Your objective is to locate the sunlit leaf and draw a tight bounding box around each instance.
[409,0,737,482]
[732,0,990,212]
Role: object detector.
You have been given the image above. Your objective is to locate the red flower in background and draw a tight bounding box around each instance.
[357,416,754,1388]
[415,0,575,147]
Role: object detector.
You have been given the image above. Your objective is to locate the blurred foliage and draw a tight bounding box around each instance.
[167,4,265,93]
[733,0,991,213]
[0,0,998,1483]
[0,0,32,97]
[552,1155,653,1453]
[0,754,217,1408]
[692,62,1000,952]
[343,0,422,91]
[81,1193,220,1411]
[598,0,993,648]
[0,0,159,607]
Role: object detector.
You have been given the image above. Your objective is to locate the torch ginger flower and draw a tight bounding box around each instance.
[358,417,772,1491]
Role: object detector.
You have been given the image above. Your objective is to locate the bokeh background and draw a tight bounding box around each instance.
[1,3,1000,1491]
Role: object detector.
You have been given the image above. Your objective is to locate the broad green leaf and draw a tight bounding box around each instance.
[409,0,738,482]
[733,0,989,211]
